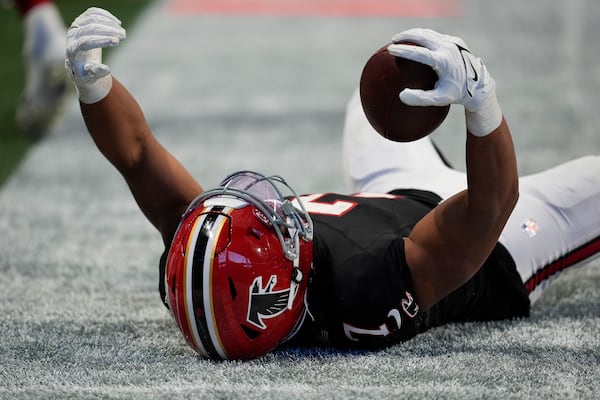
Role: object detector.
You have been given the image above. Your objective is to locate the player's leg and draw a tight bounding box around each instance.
[498,155,600,303]
[14,0,48,13]
[14,0,69,139]
[342,89,467,198]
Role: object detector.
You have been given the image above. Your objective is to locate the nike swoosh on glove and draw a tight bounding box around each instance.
[387,28,495,113]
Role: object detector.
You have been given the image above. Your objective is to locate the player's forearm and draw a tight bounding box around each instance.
[80,77,152,174]
[406,118,518,309]
[465,117,519,231]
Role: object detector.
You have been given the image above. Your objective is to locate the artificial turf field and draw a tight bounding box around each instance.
[1,0,599,398]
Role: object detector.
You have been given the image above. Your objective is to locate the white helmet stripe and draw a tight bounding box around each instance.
[202,208,232,360]
[183,213,210,357]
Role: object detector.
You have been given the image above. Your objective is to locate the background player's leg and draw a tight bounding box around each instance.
[14,0,69,139]
[342,89,466,198]
[14,0,50,15]
[499,155,600,303]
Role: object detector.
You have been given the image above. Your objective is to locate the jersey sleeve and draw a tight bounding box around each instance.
[337,237,425,347]
[300,237,427,349]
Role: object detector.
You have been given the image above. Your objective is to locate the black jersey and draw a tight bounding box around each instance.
[290,190,530,349]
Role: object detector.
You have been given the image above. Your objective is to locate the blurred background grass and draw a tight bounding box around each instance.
[0,0,152,185]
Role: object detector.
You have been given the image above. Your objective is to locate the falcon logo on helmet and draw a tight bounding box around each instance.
[247,275,290,329]
[165,171,313,360]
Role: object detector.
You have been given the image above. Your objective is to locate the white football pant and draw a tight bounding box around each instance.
[342,89,600,304]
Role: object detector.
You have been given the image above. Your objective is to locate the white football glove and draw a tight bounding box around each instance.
[388,28,502,136]
[65,7,126,104]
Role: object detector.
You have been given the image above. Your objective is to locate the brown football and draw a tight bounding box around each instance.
[359,43,450,142]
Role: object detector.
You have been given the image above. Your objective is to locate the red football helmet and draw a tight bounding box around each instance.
[165,171,314,360]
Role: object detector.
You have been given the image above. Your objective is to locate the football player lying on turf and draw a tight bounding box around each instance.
[65,8,600,360]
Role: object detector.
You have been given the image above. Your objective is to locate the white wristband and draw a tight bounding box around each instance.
[465,93,503,137]
[76,74,113,104]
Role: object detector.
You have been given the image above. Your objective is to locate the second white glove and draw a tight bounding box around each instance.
[65,7,126,104]
[388,28,502,136]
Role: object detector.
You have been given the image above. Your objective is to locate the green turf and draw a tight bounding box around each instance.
[0,0,152,185]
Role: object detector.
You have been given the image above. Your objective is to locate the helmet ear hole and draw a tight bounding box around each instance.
[241,325,262,340]
[228,277,237,300]
[248,226,263,240]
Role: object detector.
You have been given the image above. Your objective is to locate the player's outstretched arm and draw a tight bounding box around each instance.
[389,29,518,310]
[66,8,202,244]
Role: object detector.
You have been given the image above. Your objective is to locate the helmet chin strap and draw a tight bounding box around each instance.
[287,227,303,310]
